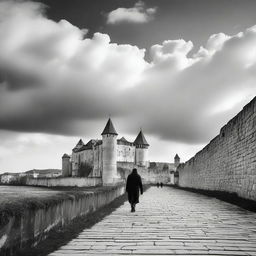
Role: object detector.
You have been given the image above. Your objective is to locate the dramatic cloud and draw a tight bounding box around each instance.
[0,0,255,149]
[0,1,147,135]
[106,1,157,24]
[0,131,78,172]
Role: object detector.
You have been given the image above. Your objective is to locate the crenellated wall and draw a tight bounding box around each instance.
[178,96,256,201]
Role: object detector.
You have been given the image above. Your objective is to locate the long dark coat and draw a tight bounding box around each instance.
[126,170,143,204]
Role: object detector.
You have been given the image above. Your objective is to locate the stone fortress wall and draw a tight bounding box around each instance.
[117,161,176,184]
[15,159,177,188]
[70,140,136,178]
[178,96,256,200]
[14,118,180,188]
[117,143,136,162]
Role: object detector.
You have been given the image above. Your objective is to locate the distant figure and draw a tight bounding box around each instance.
[126,168,143,212]
[157,182,159,188]
[160,182,163,188]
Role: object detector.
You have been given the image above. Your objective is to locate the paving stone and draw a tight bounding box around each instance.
[48,187,256,256]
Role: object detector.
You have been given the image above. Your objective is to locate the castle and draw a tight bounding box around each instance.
[62,118,150,184]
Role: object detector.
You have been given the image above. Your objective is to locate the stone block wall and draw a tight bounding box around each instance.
[117,144,135,163]
[25,177,102,187]
[0,185,124,255]
[178,96,256,200]
[117,162,173,184]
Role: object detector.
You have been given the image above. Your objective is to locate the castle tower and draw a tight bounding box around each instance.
[62,154,71,177]
[101,118,118,185]
[174,154,180,168]
[134,130,149,167]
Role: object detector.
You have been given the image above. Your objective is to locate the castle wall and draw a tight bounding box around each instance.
[178,97,256,201]
[73,142,136,178]
[117,144,135,163]
[80,150,94,166]
[117,162,174,184]
[72,150,93,172]
[71,152,76,170]
[92,145,103,177]
[70,135,150,179]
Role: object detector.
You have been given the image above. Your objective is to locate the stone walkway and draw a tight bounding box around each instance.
[48,187,256,256]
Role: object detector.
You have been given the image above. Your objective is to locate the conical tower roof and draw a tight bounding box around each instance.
[101,118,118,135]
[175,154,180,159]
[76,139,84,146]
[134,130,149,146]
[72,138,84,152]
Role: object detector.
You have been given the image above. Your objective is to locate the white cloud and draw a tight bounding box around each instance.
[0,131,78,172]
[150,39,195,69]
[107,1,157,24]
[0,0,255,171]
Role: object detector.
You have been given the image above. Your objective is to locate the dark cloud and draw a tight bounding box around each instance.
[0,1,255,145]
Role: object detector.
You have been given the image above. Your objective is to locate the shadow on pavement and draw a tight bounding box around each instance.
[17,193,128,256]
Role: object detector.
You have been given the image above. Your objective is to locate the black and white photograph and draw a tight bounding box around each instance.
[0,0,256,255]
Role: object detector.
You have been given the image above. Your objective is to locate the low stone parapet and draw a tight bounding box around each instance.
[0,184,125,255]
[25,176,102,187]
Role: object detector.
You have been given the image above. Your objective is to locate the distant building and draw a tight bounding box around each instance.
[62,118,150,184]
[0,172,25,184]
[62,118,182,185]
[170,153,181,185]
[25,169,62,178]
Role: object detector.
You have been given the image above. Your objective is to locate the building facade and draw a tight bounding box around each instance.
[62,118,150,183]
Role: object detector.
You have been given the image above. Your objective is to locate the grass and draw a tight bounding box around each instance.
[0,184,123,226]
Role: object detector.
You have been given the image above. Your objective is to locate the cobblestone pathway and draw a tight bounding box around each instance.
[48,187,256,256]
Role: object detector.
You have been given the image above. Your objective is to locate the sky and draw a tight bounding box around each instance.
[0,0,256,173]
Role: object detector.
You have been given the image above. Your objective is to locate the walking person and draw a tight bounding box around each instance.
[126,168,143,212]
